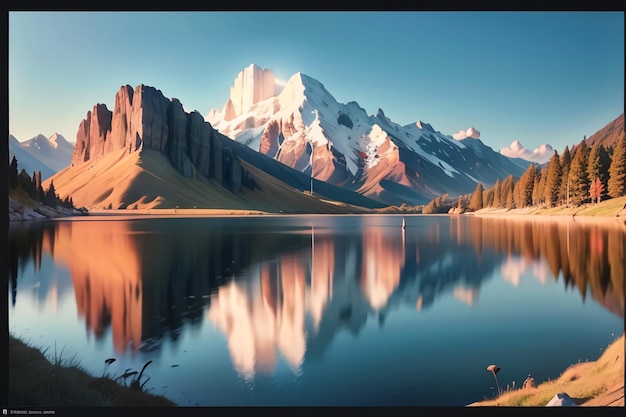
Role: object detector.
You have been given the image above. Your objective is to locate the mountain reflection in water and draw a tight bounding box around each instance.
[8,215,625,383]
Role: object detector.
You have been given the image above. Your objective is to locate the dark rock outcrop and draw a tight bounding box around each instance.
[137,85,170,152]
[186,111,213,178]
[168,98,193,177]
[222,147,242,192]
[337,111,353,129]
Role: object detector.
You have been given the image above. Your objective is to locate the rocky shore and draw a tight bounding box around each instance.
[8,194,87,221]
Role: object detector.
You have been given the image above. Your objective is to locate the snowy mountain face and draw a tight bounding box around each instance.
[9,133,73,179]
[207,64,526,205]
[500,140,554,165]
[9,134,56,180]
[19,133,74,172]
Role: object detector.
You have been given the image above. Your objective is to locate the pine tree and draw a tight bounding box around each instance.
[44,180,58,207]
[568,142,589,206]
[532,173,542,206]
[543,151,562,207]
[492,179,501,208]
[468,182,484,211]
[21,171,36,198]
[516,163,536,208]
[34,171,41,190]
[501,175,515,209]
[30,171,44,201]
[533,166,547,206]
[513,177,523,208]
[9,156,19,189]
[558,146,571,203]
[484,187,494,208]
[587,142,611,201]
[608,131,626,198]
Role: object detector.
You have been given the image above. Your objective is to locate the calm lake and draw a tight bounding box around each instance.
[8,214,625,406]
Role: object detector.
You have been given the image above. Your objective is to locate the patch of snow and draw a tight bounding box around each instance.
[465,173,480,184]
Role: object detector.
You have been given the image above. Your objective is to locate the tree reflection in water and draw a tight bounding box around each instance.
[8,216,625,376]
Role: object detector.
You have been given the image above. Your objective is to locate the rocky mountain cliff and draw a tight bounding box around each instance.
[207,64,528,205]
[71,84,266,194]
[49,83,382,212]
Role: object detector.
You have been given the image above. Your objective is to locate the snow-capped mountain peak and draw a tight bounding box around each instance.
[277,72,308,109]
[9,133,73,178]
[207,64,527,205]
[48,133,69,149]
[226,63,281,119]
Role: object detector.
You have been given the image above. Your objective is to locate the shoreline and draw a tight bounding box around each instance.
[9,335,177,407]
[11,332,622,407]
[464,196,626,230]
[10,193,626,221]
[468,333,624,407]
[469,210,626,230]
[85,208,272,217]
[470,195,626,219]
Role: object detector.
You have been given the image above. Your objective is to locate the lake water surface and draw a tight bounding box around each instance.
[8,214,625,406]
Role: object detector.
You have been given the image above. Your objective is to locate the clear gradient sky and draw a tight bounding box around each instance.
[8,11,624,155]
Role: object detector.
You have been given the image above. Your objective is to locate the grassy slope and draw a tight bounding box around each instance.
[468,333,624,407]
[9,335,176,407]
[44,148,252,210]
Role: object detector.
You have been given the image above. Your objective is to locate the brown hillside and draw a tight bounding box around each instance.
[573,113,624,153]
[43,147,371,214]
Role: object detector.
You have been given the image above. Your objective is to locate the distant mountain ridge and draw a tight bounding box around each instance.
[207,64,528,205]
[8,133,73,179]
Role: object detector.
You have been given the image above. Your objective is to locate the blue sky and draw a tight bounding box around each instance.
[9,11,624,154]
